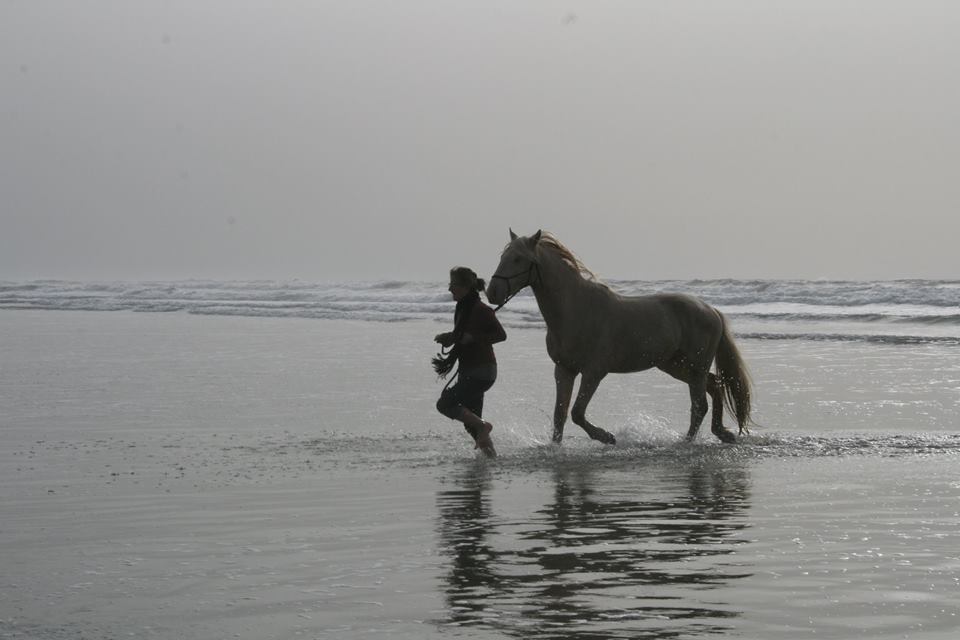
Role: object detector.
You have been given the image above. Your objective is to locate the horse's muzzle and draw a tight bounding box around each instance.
[486,280,505,305]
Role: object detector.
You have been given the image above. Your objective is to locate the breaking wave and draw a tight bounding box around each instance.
[2,279,958,345]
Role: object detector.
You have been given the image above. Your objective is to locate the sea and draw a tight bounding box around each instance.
[3,277,960,344]
[1,278,959,639]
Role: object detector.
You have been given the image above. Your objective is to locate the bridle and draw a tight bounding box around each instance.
[489,261,540,312]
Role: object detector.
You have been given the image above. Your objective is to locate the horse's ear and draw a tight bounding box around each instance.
[531,230,542,244]
[509,228,518,242]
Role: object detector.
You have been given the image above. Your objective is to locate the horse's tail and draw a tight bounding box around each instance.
[715,312,753,433]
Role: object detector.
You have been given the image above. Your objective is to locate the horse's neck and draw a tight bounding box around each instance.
[531,253,592,330]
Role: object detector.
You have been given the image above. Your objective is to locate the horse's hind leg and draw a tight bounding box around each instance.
[570,372,617,445]
[685,375,710,441]
[659,355,735,444]
[707,373,738,443]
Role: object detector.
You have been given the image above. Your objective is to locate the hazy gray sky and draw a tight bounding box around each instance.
[2,1,958,281]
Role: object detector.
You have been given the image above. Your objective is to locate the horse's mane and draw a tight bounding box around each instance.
[537,232,606,286]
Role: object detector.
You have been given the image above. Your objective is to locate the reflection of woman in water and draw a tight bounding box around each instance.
[435,463,499,624]
[434,267,506,457]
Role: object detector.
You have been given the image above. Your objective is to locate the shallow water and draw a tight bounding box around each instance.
[1,311,959,639]
[431,456,960,639]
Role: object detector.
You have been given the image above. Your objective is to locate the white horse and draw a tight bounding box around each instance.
[486,230,752,445]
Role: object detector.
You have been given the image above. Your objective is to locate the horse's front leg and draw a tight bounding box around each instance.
[571,372,616,445]
[553,364,576,443]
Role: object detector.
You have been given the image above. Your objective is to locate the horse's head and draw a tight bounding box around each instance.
[487,228,542,305]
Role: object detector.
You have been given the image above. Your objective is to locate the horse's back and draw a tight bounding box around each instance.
[617,292,718,329]
[648,293,725,355]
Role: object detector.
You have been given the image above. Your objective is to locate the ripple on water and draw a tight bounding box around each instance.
[291,426,960,475]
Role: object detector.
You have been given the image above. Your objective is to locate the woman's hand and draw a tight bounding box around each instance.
[434,332,456,347]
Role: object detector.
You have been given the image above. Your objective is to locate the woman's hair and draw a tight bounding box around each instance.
[449,266,486,292]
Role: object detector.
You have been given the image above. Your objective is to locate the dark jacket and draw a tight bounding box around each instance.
[455,301,506,370]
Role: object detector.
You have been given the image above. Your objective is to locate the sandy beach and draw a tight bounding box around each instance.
[2,309,959,639]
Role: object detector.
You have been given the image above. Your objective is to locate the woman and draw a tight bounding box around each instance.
[434,266,506,457]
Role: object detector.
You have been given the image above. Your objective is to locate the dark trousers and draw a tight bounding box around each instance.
[436,372,496,439]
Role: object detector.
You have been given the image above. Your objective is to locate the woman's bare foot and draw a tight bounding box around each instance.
[474,421,497,458]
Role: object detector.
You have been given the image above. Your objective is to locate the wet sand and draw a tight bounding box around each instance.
[2,311,959,639]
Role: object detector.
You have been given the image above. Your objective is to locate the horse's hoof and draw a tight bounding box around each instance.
[593,430,617,445]
[715,429,737,444]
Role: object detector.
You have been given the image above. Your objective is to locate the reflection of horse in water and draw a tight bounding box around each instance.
[435,461,752,637]
[487,230,754,445]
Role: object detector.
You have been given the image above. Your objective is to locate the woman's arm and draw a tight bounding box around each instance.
[435,332,456,347]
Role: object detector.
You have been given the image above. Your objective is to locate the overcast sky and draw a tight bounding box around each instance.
[2,1,958,282]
